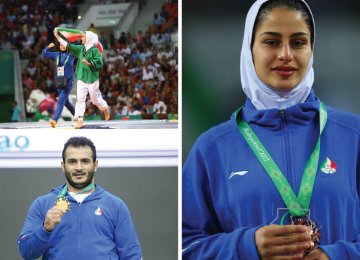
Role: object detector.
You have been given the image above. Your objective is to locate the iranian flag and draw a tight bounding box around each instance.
[57,28,85,42]
[57,27,104,54]
[320,157,336,174]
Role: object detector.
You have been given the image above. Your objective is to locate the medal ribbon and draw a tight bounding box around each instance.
[236,102,327,216]
[57,183,95,198]
[57,52,70,67]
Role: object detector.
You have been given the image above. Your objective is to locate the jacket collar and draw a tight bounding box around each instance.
[52,183,104,202]
[234,90,320,129]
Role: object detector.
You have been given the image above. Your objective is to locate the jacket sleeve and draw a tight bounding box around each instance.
[41,47,58,59]
[182,141,260,260]
[115,200,143,259]
[320,239,360,259]
[17,199,52,259]
[88,48,103,71]
[68,43,83,57]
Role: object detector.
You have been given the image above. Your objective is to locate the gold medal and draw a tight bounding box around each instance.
[55,197,70,212]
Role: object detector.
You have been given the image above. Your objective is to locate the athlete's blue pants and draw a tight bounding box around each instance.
[53,78,75,121]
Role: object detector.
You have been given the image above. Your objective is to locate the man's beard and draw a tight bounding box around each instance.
[64,169,95,190]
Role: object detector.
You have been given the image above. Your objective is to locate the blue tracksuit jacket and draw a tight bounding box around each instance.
[41,47,76,83]
[18,184,142,260]
[41,47,76,121]
[182,91,360,259]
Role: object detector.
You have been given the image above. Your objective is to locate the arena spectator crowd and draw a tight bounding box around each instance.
[0,0,178,121]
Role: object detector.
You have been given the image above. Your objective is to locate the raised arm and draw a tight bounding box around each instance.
[53,27,68,48]
[41,43,58,59]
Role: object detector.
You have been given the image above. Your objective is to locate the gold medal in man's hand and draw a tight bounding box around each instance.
[54,197,70,212]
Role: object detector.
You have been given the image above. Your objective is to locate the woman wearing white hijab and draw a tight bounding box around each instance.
[54,29,110,128]
[182,0,360,259]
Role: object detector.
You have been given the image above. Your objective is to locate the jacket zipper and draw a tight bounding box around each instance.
[280,109,294,188]
[78,202,82,255]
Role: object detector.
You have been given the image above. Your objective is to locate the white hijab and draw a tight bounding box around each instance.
[84,31,98,51]
[240,0,315,110]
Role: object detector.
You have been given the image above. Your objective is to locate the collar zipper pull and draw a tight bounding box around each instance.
[280,109,286,118]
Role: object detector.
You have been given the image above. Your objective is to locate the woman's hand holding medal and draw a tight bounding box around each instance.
[43,206,66,232]
[255,224,314,259]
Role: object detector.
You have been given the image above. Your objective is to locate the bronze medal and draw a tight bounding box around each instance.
[55,197,70,212]
[290,216,320,255]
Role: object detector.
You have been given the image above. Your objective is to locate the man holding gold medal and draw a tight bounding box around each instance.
[18,137,142,259]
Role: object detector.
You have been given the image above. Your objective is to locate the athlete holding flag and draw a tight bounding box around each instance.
[53,28,110,128]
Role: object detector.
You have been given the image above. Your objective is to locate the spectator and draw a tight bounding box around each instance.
[88,23,98,34]
[153,13,166,26]
[11,100,21,122]
[153,95,167,114]
[142,65,154,81]
[120,102,129,116]
[129,105,141,116]
[160,5,170,21]
[99,32,108,49]
[0,32,12,50]
[109,33,116,48]
[118,32,127,45]
[135,30,144,44]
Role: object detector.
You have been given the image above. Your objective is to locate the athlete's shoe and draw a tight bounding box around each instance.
[75,117,83,129]
[104,108,110,120]
[49,119,57,128]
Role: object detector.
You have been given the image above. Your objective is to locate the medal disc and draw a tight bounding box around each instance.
[290,216,320,255]
[55,197,70,212]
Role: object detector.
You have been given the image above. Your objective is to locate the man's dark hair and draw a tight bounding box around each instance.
[62,136,97,162]
[252,0,314,48]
